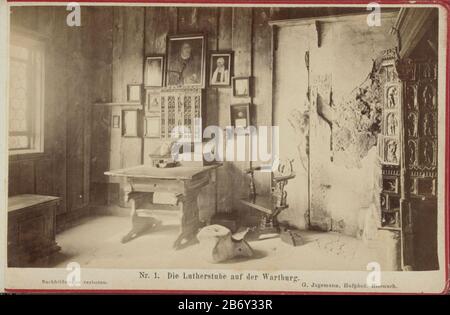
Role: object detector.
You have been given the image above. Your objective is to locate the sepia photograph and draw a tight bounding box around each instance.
[166,34,206,88]
[230,103,250,129]
[209,51,232,86]
[144,56,164,87]
[233,76,251,97]
[0,0,448,295]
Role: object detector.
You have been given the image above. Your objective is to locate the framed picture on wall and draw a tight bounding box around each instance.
[144,115,161,138]
[230,103,251,132]
[232,77,252,97]
[144,56,165,87]
[112,115,120,129]
[122,110,142,137]
[166,34,206,88]
[209,51,233,87]
[127,84,142,103]
[146,90,161,113]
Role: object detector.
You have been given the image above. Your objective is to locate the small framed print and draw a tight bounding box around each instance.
[127,84,142,103]
[112,115,120,129]
[209,51,233,87]
[230,103,251,132]
[233,77,252,97]
[144,115,161,138]
[146,90,161,113]
[144,56,164,87]
[122,110,142,137]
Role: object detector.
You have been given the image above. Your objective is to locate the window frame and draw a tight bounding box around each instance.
[8,29,45,156]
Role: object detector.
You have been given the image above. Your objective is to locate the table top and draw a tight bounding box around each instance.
[8,194,60,213]
[104,163,222,180]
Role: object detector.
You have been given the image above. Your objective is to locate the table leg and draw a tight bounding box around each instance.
[173,189,202,249]
[121,192,158,243]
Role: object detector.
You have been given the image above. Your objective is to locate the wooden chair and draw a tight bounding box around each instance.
[240,160,295,234]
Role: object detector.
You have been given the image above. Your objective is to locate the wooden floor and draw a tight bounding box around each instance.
[49,213,388,271]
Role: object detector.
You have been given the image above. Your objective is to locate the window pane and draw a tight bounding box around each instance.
[9,59,29,133]
[9,34,44,154]
[9,136,29,150]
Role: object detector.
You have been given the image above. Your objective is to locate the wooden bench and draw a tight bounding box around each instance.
[8,194,61,267]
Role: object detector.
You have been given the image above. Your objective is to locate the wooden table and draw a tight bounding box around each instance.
[105,164,221,249]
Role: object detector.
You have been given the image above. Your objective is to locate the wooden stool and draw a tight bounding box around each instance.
[197,225,253,263]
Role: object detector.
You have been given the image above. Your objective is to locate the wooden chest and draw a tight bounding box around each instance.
[8,194,61,267]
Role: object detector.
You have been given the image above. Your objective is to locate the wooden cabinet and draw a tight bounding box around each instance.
[145,88,205,141]
[8,194,61,267]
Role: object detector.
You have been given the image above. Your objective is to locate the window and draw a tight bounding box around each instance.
[9,31,45,154]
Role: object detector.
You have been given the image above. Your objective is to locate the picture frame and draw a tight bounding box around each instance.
[122,110,142,137]
[230,103,251,132]
[144,56,165,87]
[144,115,161,138]
[112,115,120,129]
[145,90,161,113]
[166,34,206,88]
[209,51,233,87]
[127,84,142,103]
[232,76,252,97]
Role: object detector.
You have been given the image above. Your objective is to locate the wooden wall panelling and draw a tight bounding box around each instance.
[215,7,233,213]
[89,7,113,200]
[34,158,54,196]
[178,7,218,38]
[145,7,177,55]
[90,7,114,104]
[204,8,220,129]
[66,11,89,213]
[8,160,35,196]
[232,8,252,78]
[251,8,281,196]
[10,6,39,30]
[112,8,145,169]
[142,7,177,165]
[230,8,253,209]
[87,8,114,206]
[48,7,68,214]
[217,7,232,127]
[252,8,272,127]
[91,106,112,183]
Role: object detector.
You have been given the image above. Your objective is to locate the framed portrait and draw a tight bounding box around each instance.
[127,84,142,103]
[233,77,252,97]
[166,34,206,88]
[144,56,165,87]
[230,103,251,132]
[145,90,161,113]
[209,51,233,87]
[144,116,161,138]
